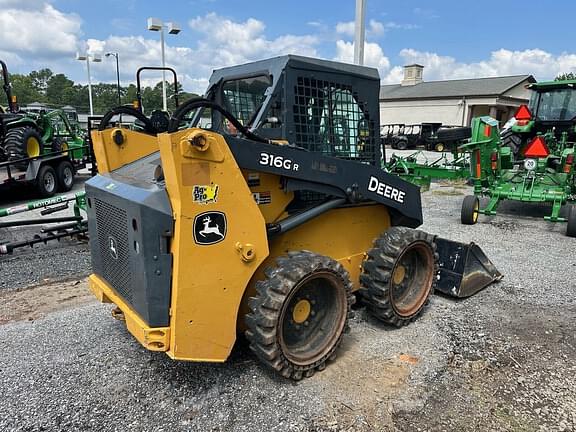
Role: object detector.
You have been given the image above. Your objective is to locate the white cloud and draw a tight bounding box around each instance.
[334,40,391,72]
[80,13,319,94]
[389,48,576,82]
[0,1,82,59]
[335,21,355,37]
[182,13,319,91]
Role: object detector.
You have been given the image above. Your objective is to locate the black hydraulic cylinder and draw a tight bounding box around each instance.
[267,198,346,236]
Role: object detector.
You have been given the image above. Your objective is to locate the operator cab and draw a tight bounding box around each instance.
[189,55,382,166]
[527,81,576,137]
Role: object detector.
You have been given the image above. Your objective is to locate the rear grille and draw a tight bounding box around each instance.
[94,198,133,303]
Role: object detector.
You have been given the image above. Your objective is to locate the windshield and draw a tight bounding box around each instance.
[189,75,271,132]
[222,75,271,127]
[531,88,576,121]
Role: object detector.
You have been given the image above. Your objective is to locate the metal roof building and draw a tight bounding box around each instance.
[380,64,536,127]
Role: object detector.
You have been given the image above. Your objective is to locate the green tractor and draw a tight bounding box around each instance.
[0,59,86,168]
[460,80,576,237]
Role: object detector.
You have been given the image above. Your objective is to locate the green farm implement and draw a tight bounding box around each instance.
[460,96,576,236]
[0,192,87,254]
[385,149,469,189]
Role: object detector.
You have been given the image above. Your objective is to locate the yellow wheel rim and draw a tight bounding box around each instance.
[393,264,406,285]
[61,141,69,156]
[292,299,311,324]
[472,200,479,223]
[26,137,41,157]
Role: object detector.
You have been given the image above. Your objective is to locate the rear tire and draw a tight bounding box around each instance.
[461,195,480,225]
[360,227,437,327]
[245,251,354,380]
[501,129,523,155]
[4,127,44,169]
[36,165,58,197]
[567,205,576,238]
[57,160,74,192]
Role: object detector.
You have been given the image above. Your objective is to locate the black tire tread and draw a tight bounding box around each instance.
[245,251,354,380]
[359,226,437,327]
[56,160,74,192]
[36,165,58,197]
[461,195,479,225]
[4,127,43,167]
[567,205,576,238]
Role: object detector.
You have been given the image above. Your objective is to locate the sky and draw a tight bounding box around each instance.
[1,0,576,94]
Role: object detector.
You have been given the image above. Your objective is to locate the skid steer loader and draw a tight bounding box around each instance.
[85,56,500,380]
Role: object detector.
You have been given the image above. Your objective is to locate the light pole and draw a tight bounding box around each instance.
[147,17,181,111]
[105,52,121,106]
[354,0,366,65]
[76,52,102,115]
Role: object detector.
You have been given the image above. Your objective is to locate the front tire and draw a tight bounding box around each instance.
[51,137,69,156]
[246,251,354,380]
[360,227,437,327]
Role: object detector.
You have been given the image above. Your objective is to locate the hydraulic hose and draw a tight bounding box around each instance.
[167,97,271,144]
[98,106,157,135]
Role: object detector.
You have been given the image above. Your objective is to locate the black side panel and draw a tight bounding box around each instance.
[226,136,423,227]
[86,172,173,327]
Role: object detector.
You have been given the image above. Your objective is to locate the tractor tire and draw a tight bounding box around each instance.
[36,165,58,197]
[436,126,471,142]
[501,129,522,155]
[566,205,576,238]
[359,227,437,327]
[56,160,75,192]
[245,251,354,380]
[4,127,44,168]
[396,138,408,150]
[461,195,480,225]
[51,137,69,156]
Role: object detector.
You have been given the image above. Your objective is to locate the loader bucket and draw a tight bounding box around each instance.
[434,237,503,298]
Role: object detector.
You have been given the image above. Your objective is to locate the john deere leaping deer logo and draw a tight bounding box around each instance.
[193,211,227,245]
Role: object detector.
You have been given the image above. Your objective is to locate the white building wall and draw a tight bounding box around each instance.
[380,97,499,127]
[502,81,532,100]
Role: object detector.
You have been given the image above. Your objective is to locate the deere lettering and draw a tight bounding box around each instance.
[368,176,405,203]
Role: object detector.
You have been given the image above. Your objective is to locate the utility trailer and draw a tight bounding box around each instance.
[0,144,92,198]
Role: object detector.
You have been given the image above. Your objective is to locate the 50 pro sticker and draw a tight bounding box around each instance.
[193,184,219,204]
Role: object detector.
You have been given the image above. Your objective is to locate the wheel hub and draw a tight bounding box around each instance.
[27,137,40,157]
[392,264,406,285]
[292,299,311,324]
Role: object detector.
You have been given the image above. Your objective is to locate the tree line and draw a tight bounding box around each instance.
[0,68,199,114]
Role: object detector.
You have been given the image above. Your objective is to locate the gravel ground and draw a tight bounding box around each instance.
[1,161,575,431]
